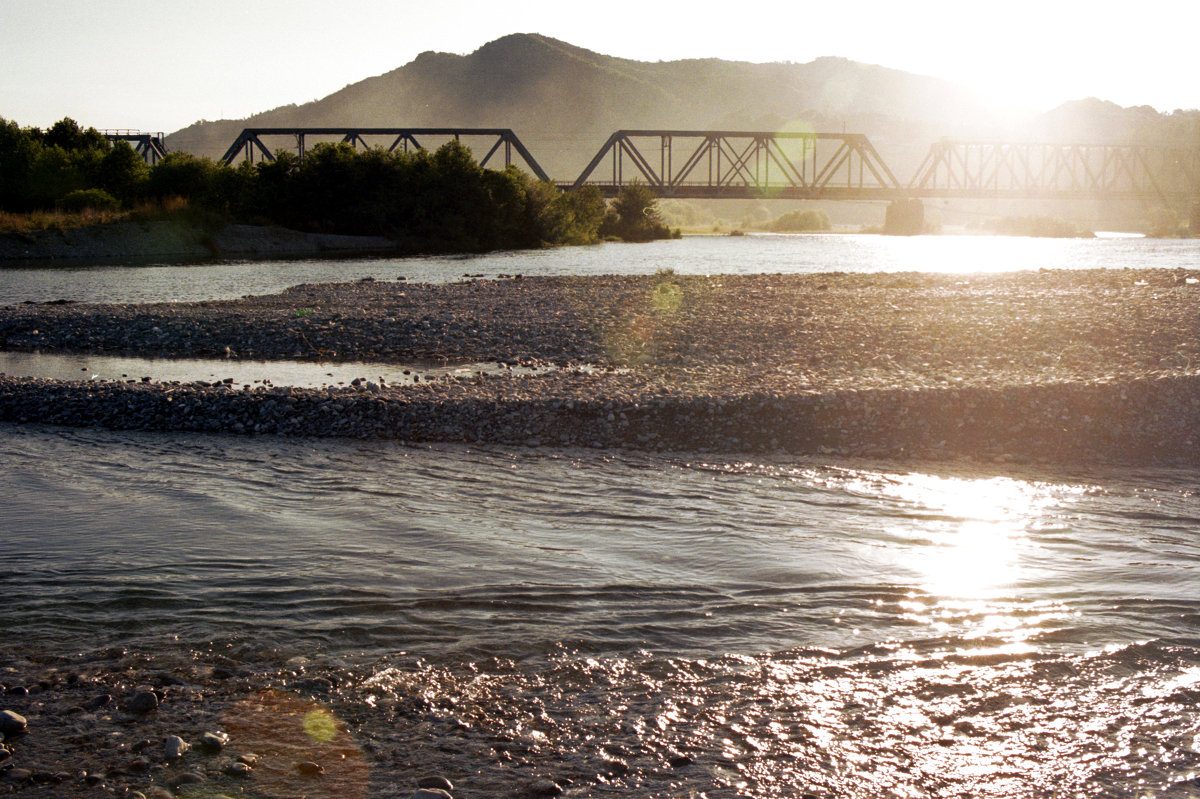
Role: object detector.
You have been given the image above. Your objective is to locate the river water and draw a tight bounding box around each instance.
[3,233,1200,797]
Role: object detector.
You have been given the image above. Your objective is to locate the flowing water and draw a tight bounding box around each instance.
[3,234,1200,797]
[1,231,1196,305]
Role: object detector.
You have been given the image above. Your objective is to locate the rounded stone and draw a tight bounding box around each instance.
[296,761,324,776]
[172,771,205,790]
[127,691,159,713]
[164,734,190,759]
[0,710,27,736]
[525,778,563,797]
[199,731,229,752]
[417,776,454,791]
[414,790,453,799]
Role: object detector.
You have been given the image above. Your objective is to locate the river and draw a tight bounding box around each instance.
[3,233,1200,797]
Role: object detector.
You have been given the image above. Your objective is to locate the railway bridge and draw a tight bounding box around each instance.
[213,126,1200,209]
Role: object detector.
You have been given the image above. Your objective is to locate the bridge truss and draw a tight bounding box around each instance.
[218,127,549,180]
[568,130,903,199]
[103,131,167,164]
[909,141,1200,204]
[206,126,1199,205]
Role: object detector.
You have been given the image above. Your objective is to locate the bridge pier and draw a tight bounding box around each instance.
[884,199,924,235]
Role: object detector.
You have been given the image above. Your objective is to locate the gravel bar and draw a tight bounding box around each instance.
[3,270,1200,464]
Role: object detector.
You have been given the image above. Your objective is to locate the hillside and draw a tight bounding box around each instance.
[166,33,1199,211]
[167,33,1012,181]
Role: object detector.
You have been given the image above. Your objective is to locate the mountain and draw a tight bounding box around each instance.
[166,34,1199,184]
[167,34,1010,180]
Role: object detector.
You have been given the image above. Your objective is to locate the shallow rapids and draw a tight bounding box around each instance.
[4,424,1200,796]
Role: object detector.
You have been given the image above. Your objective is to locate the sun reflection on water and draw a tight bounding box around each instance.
[821,466,1090,658]
[872,471,1058,598]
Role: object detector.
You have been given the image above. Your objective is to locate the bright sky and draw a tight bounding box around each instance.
[2,0,1196,134]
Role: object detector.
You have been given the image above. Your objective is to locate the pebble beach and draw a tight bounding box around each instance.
[3,269,1200,464]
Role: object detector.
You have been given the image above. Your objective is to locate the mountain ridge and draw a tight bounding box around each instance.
[166,33,1198,181]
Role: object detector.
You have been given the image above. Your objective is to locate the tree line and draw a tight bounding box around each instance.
[0,117,676,250]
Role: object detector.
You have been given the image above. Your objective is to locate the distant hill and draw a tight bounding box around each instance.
[168,34,1008,180]
[167,33,1199,184]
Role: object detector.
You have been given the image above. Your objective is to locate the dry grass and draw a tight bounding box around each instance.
[0,197,193,234]
[0,208,127,234]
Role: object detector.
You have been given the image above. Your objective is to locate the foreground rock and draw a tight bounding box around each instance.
[2,270,1200,464]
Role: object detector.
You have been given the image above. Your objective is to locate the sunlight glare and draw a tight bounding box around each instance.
[883,472,1052,598]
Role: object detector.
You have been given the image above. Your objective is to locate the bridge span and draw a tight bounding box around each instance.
[208,126,1199,206]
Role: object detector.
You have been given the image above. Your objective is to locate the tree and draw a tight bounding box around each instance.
[97,142,149,205]
[147,152,228,207]
[0,117,40,210]
[600,182,675,242]
[41,117,107,154]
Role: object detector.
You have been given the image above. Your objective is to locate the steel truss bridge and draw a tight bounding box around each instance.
[219,128,549,181]
[102,131,167,165]
[200,127,1200,204]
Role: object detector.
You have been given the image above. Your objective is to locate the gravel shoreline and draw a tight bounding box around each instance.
[3,269,1200,464]
[0,220,397,263]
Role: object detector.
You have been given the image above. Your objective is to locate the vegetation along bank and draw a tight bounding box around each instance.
[0,117,676,259]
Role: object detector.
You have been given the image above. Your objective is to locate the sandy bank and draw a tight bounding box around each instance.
[3,270,1200,463]
[0,220,397,263]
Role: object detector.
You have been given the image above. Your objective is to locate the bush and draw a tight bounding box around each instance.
[59,188,119,213]
[769,208,831,232]
[987,215,1094,238]
[599,182,675,242]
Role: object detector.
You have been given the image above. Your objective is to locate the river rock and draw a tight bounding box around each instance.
[524,778,563,797]
[418,775,455,791]
[224,761,252,777]
[0,710,26,736]
[83,693,112,710]
[297,760,325,776]
[164,734,189,759]
[199,730,229,752]
[4,768,31,782]
[172,771,206,790]
[414,790,453,799]
[128,690,159,713]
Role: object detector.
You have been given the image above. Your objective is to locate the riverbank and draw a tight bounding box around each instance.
[0,220,398,263]
[3,270,1200,463]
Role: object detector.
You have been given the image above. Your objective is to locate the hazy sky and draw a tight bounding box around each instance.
[3,0,1197,134]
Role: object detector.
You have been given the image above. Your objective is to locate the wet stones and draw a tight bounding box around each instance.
[164,734,189,759]
[414,790,453,799]
[0,710,26,737]
[127,690,159,714]
[418,775,455,791]
[199,730,229,753]
[4,271,1200,465]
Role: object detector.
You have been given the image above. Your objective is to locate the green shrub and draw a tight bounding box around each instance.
[59,188,119,213]
[769,208,831,232]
